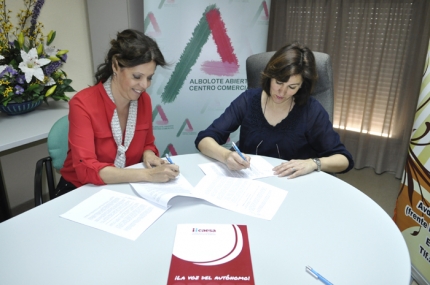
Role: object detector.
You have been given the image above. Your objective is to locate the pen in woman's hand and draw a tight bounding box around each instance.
[165,153,174,164]
[231,142,247,162]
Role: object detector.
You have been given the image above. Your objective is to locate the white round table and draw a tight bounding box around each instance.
[0,153,411,284]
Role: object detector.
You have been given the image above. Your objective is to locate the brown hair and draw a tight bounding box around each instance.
[261,42,317,106]
[95,29,167,83]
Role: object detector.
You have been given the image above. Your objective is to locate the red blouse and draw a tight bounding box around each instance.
[60,82,159,187]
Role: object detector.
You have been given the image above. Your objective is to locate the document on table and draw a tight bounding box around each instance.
[60,189,166,241]
[130,170,286,220]
[198,156,276,179]
[130,174,195,208]
[193,175,287,220]
[130,163,285,220]
[60,162,286,240]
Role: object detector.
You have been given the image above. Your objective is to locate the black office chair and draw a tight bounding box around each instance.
[34,115,69,206]
[246,51,334,122]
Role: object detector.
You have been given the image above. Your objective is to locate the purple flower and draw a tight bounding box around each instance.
[44,61,62,76]
[0,66,18,78]
[14,85,24,95]
[60,54,68,62]
[30,0,45,35]
[16,74,26,85]
[7,66,18,76]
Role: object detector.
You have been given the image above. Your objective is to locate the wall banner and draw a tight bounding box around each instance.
[395,39,430,285]
[143,0,270,156]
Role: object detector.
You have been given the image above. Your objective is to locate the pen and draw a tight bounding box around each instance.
[306,266,333,285]
[165,153,174,164]
[231,142,247,162]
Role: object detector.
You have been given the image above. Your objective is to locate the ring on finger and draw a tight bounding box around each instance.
[292,167,296,172]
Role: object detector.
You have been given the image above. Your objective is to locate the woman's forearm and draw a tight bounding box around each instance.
[99,166,149,184]
[319,154,349,173]
[197,137,231,164]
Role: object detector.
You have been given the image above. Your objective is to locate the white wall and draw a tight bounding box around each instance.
[86,0,144,73]
[1,0,93,215]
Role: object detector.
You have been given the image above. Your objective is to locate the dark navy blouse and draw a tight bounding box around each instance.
[195,88,354,173]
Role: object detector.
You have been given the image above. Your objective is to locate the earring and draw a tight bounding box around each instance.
[113,72,117,76]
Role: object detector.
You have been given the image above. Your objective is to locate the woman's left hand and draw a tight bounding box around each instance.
[143,150,166,168]
[273,159,317,178]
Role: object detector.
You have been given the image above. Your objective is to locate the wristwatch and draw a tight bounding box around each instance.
[312,158,321,172]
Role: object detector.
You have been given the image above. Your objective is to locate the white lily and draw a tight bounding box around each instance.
[0,55,6,74]
[44,46,59,57]
[18,48,51,83]
[45,77,56,86]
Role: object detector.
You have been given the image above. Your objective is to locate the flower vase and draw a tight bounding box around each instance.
[0,100,43,115]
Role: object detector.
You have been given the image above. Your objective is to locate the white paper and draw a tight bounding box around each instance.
[60,189,166,240]
[198,156,276,179]
[130,174,195,208]
[192,175,287,220]
[60,161,286,240]
[130,160,285,220]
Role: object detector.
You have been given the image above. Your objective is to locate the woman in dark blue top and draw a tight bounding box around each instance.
[195,42,354,179]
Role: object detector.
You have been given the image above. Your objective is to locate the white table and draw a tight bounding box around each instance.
[0,101,69,221]
[0,154,411,284]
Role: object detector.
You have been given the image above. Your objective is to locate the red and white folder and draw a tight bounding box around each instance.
[166,224,255,285]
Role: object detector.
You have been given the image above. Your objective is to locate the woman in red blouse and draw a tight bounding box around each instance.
[57,29,179,196]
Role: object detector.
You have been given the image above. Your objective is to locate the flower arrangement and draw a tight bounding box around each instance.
[0,0,74,108]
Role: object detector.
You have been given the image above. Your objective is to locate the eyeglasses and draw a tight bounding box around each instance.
[256,140,281,158]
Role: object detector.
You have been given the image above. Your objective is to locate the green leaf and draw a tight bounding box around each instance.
[9,58,17,66]
[47,31,56,45]
[62,78,72,85]
[60,70,68,77]
[2,98,11,106]
[25,84,42,92]
[64,86,75,92]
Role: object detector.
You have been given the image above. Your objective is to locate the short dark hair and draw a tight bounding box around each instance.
[95,29,167,83]
[261,42,317,106]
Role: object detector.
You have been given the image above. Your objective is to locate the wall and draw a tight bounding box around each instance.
[0,0,93,215]
[86,0,144,73]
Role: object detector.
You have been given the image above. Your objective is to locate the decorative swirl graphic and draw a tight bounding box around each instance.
[398,52,430,236]
[194,224,243,266]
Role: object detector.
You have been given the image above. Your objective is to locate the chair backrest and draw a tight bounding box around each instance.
[246,51,334,122]
[47,115,69,170]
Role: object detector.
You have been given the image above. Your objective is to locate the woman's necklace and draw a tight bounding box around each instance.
[263,94,294,116]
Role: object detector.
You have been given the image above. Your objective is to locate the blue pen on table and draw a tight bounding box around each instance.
[306,266,333,285]
[231,142,247,162]
[165,153,174,164]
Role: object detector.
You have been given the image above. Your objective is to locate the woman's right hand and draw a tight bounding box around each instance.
[144,164,180,182]
[225,151,251,170]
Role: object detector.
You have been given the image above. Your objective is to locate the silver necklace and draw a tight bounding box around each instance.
[263,94,294,115]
